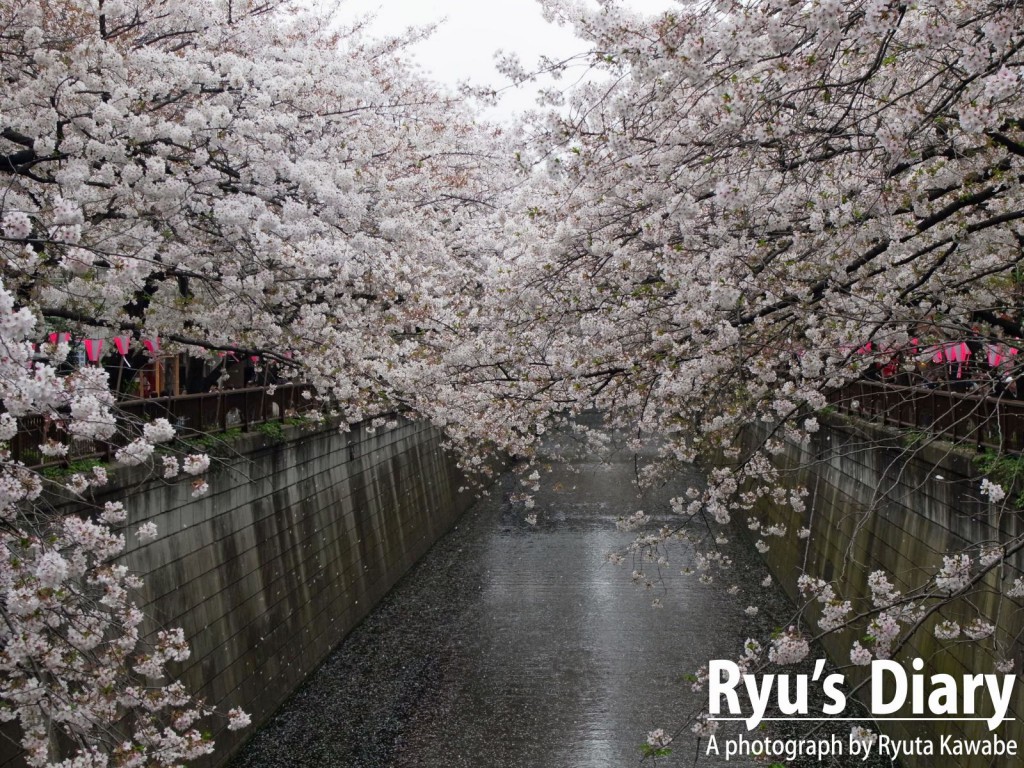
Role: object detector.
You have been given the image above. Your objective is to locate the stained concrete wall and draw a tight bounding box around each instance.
[743,417,1024,767]
[1,417,475,768]
[143,418,476,767]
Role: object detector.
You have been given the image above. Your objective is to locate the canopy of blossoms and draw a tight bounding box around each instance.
[6,0,1024,761]
[0,0,508,764]
[422,0,1024,727]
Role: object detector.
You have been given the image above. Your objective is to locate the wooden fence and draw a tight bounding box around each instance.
[10,383,316,468]
[828,380,1024,452]
[15,378,1024,469]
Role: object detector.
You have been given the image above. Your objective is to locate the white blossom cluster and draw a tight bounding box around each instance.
[738,639,764,675]
[1007,577,1024,599]
[963,618,996,640]
[850,726,876,748]
[115,439,155,467]
[690,714,719,737]
[646,728,672,748]
[935,554,972,593]
[867,571,901,608]
[183,454,211,476]
[768,628,810,665]
[143,419,176,444]
[866,610,903,659]
[933,620,962,640]
[979,546,1004,568]
[980,478,1007,503]
[797,575,853,631]
[849,641,872,666]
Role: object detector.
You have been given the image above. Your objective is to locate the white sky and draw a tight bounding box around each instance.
[333,0,677,119]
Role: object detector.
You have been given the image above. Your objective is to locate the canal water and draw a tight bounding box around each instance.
[228,438,878,768]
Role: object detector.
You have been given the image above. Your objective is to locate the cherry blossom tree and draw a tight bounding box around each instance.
[0,0,508,763]
[434,0,1024,726]
[8,0,1024,758]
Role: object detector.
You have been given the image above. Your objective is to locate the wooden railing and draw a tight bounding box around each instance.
[828,380,1024,452]
[15,378,1024,468]
[10,383,316,468]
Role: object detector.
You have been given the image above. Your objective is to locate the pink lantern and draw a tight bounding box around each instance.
[937,342,968,363]
[948,342,971,378]
[143,337,160,356]
[988,345,1004,367]
[83,339,104,363]
[113,336,131,355]
[47,331,71,345]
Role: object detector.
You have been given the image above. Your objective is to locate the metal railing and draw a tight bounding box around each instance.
[10,383,316,468]
[828,380,1024,452]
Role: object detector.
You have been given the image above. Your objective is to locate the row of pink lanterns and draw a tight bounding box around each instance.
[855,339,1022,379]
[855,339,1021,365]
[42,332,158,363]
[41,333,262,364]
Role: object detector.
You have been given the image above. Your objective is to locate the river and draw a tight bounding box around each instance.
[228,436,882,768]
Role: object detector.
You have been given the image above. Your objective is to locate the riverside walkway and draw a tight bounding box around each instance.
[225,436,840,768]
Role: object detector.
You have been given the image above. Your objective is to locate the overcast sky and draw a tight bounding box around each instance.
[333,0,677,119]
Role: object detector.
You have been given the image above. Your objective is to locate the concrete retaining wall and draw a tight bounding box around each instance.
[2,417,475,767]
[743,418,1024,766]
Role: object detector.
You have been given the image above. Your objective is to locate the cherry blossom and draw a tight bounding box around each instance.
[467,0,1024,705]
[646,728,672,748]
[849,642,872,667]
[851,726,877,748]
[980,478,1007,503]
[935,554,972,594]
[135,523,159,544]
[115,439,154,468]
[964,618,997,641]
[0,0,505,762]
[768,628,811,666]
[5,0,1024,758]
[162,457,180,480]
[181,454,211,477]
[933,620,962,640]
[143,419,176,445]
[227,708,252,732]
[1007,578,1024,599]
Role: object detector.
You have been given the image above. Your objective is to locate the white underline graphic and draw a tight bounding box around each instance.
[708,717,1014,722]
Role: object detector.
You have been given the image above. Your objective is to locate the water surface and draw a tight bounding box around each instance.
[230,441,870,767]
